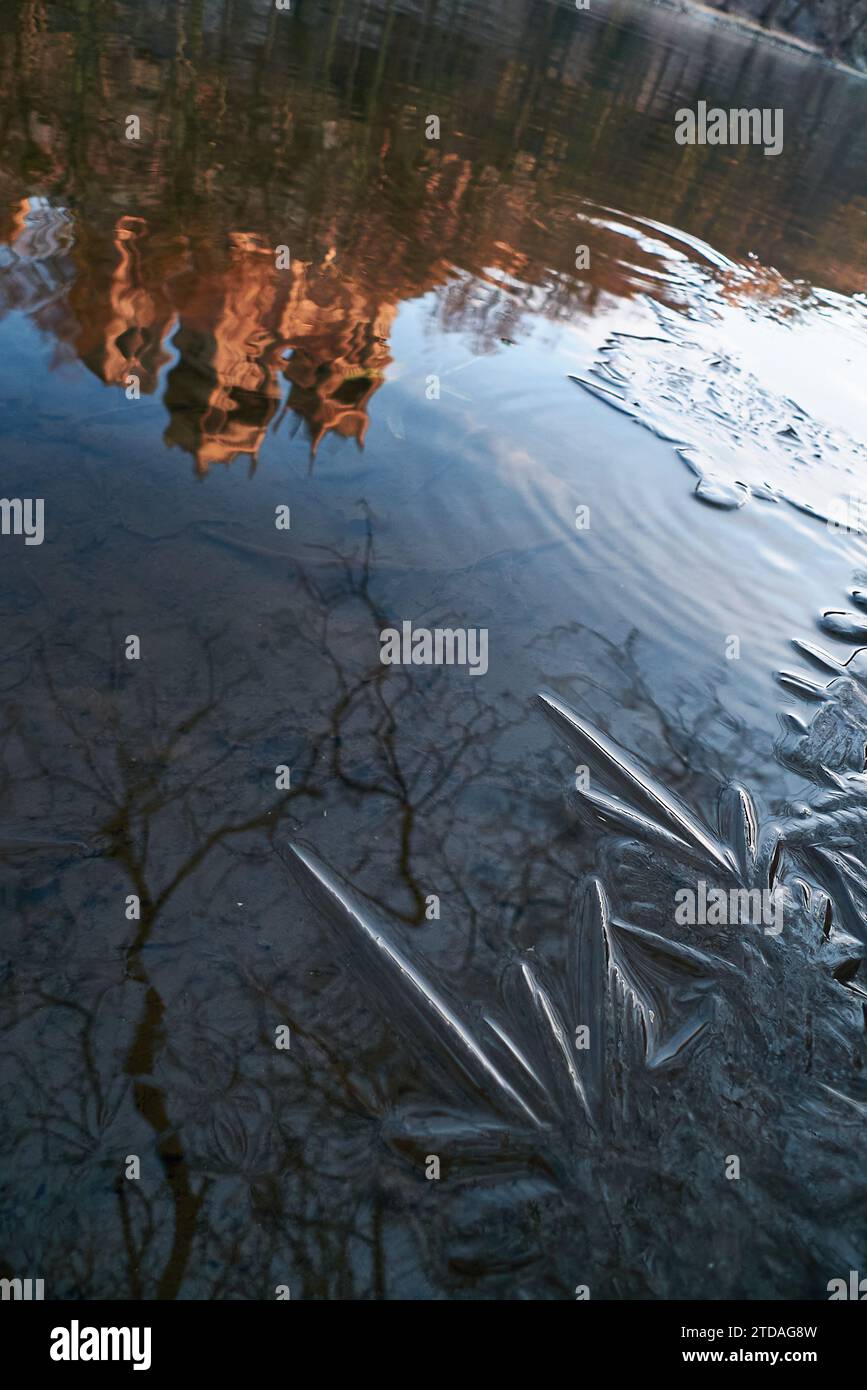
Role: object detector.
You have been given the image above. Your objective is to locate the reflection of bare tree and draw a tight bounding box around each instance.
[1,622,326,1297]
[291,518,525,939]
[0,515,578,1297]
[4,505,863,1296]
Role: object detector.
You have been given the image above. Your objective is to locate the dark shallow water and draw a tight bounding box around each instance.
[1,0,867,1299]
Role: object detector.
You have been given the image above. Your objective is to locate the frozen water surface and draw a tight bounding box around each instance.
[0,0,866,1299]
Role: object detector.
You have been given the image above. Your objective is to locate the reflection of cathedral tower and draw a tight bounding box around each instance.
[279,263,395,458]
[0,197,399,474]
[164,318,283,475]
[71,217,175,397]
[162,243,395,473]
[163,236,288,474]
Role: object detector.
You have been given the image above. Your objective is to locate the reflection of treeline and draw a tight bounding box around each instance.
[0,0,865,470]
[707,0,867,65]
[0,1,610,252]
[1,0,865,287]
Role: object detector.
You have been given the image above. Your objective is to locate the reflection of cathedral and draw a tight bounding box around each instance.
[160,255,397,472]
[4,0,856,476]
[0,200,397,470]
[0,0,583,475]
[279,288,396,461]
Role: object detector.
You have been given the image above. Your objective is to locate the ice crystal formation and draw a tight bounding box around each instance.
[286,672,867,1298]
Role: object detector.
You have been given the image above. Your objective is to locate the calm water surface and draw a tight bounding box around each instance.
[1,0,867,1298]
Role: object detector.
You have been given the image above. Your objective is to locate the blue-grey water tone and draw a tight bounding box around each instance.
[1,0,866,1299]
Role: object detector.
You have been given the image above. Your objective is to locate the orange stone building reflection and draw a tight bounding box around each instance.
[0,199,398,472]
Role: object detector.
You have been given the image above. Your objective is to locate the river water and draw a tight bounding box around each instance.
[1,0,866,1299]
